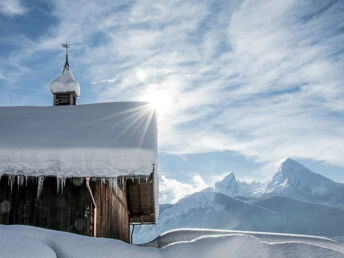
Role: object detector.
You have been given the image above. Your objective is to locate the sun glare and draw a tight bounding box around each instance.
[140,87,173,116]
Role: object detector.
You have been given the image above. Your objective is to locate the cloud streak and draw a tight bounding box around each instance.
[2,0,344,173]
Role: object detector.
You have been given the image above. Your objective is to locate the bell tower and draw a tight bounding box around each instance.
[50,43,80,106]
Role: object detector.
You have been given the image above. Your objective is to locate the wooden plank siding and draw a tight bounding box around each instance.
[0,175,131,243]
[127,174,155,224]
[93,179,130,242]
[0,176,92,235]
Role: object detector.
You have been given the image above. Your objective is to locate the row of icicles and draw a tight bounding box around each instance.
[0,175,149,200]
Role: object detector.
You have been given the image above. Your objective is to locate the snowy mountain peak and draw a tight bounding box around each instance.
[214,172,239,196]
[272,158,327,184]
[210,158,344,208]
[220,172,236,182]
[280,158,309,174]
[271,158,312,184]
[282,157,303,167]
[265,158,339,200]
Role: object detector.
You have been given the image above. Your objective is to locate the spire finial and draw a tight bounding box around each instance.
[61,43,70,71]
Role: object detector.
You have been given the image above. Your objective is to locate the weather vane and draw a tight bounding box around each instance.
[61,42,70,71]
[61,42,70,55]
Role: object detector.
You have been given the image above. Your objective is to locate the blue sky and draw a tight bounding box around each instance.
[1,0,344,203]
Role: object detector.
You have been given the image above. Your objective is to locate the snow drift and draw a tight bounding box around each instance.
[0,225,343,258]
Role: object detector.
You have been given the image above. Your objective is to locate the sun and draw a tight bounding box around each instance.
[139,86,173,116]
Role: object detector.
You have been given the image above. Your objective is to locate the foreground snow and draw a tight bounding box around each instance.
[1,225,344,258]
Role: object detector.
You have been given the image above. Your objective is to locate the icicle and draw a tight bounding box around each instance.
[108,178,112,191]
[25,176,29,187]
[108,177,117,192]
[37,176,44,199]
[19,176,23,187]
[57,177,61,194]
[145,175,148,183]
[114,177,118,195]
[61,178,66,194]
[8,175,15,194]
[57,177,66,194]
[17,175,24,189]
[57,178,59,194]
[138,177,141,184]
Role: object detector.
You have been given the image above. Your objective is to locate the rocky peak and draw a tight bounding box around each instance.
[215,172,239,196]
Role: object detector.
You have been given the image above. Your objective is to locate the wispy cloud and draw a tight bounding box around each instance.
[0,0,26,16]
[2,0,344,173]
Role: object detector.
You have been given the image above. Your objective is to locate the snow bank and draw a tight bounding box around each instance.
[50,68,80,96]
[144,228,344,253]
[0,225,343,258]
[0,102,157,178]
[162,234,344,258]
[0,225,159,258]
[0,229,56,258]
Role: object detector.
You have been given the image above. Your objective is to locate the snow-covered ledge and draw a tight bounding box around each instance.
[0,102,157,178]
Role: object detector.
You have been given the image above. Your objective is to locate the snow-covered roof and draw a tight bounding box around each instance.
[50,68,80,97]
[0,102,157,178]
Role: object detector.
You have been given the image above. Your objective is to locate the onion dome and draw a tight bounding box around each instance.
[50,43,80,97]
[50,68,80,97]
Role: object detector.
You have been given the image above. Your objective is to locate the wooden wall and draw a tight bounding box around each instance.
[0,176,93,235]
[127,174,155,223]
[93,179,130,242]
[0,175,130,243]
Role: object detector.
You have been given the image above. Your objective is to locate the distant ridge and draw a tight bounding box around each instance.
[134,158,344,244]
[213,158,344,208]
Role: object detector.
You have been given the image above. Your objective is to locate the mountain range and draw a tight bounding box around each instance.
[215,158,344,209]
[134,158,344,244]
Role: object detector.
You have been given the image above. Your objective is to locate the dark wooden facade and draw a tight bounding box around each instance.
[0,174,156,243]
[53,92,77,106]
[94,177,130,242]
[128,174,156,224]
